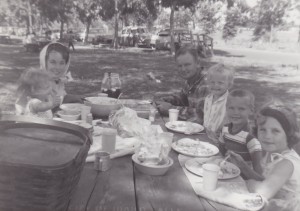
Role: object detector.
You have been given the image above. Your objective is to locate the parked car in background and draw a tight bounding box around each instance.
[154,28,191,50]
[80,28,106,43]
[119,26,151,47]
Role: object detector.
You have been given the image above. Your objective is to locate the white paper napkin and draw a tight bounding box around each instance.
[178,155,265,211]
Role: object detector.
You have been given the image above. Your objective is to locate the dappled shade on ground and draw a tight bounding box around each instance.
[0,44,299,119]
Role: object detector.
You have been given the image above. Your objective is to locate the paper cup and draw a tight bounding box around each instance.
[202,163,220,191]
[102,128,117,154]
[168,109,179,122]
[81,105,91,121]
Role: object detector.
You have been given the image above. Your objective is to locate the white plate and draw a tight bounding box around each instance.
[185,157,240,179]
[165,121,204,134]
[172,138,219,157]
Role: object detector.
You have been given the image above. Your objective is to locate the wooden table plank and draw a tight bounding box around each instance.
[161,116,242,211]
[67,164,98,211]
[86,155,136,211]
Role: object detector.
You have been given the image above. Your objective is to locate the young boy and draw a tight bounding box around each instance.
[203,63,234,141]
[219,89,263,176]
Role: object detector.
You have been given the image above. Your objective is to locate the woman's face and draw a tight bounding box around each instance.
[176,53,198,80]
[46,51,67,79]
[258,116,289,153]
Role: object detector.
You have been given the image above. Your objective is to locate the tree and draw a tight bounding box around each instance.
[194,1,223,34]
[37,0,74,39]
[161,0,199,54]
[253,0,290,43]
[73,0,104,43]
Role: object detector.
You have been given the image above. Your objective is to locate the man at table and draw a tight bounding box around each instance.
[156,46,209,124]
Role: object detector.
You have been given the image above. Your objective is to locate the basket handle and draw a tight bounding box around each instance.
[0,115,92,145]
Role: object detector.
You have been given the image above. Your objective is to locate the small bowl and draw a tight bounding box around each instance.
[57,110,81,121]
[132,154,173,176]
[60,103,83,115]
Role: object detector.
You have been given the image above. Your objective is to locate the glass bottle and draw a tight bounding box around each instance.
[101,72,111,96]
[110,73,122,98]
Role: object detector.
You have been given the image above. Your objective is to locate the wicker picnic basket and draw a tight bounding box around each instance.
[0,115,92,211]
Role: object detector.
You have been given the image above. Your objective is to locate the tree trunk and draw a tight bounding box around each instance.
[298,25,300,43]
[113,0,119,49]
[60,21,64,40]
[269,24,273,43]
[170,1,175,55]
[84,19,91,44]
[27,1,33,33]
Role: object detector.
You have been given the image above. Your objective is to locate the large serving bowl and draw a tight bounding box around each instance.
[132,154,174,176]
[85,97,121,117]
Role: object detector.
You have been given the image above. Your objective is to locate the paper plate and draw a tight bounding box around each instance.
[185,157,240,179]
[165,121,204,134]
[172,138,219,157]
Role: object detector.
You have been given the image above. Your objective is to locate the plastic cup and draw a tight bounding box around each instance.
[168,109,179,122]
[102,128,117,154]
[202,163,220,191]
[81,105,91,122]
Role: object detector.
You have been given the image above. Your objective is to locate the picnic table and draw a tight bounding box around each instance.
[67,111,243,211]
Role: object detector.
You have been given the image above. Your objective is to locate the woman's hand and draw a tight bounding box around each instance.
[52,95,62,108]
[155,101,172,116]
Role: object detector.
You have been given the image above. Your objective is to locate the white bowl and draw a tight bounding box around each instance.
[60,103,83,115]
[85,97,121,117]
[57,110,81,121]
[132,154,173,176]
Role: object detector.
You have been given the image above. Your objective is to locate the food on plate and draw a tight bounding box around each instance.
[244,195,264,209]
[166,121,204,134]
[174,138,215,156]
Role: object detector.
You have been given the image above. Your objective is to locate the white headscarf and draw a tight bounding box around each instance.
[39,42,71,81]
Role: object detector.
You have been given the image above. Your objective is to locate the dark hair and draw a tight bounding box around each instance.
[46,43,69,64]
[254,104,300,148]
[175,46,199,62]
[228,89,255,110]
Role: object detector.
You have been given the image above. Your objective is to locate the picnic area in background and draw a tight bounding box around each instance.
[0,30,300,120]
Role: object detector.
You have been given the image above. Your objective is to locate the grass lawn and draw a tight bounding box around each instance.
[0,43,300,120]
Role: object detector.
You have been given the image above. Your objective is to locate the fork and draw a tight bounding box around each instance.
[219,154,230,167]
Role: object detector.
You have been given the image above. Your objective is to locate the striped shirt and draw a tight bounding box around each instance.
[219,123,262,161]
[203,91,228,134]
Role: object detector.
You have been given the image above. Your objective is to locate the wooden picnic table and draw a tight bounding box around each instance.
[67,113,241,211]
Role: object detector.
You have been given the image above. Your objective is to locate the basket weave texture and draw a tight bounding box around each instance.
[0,115,91,211]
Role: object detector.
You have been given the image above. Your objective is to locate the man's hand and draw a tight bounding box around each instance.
[155,101,173,116]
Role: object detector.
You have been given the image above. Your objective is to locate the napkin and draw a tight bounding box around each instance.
[86,126,140,162]
[178,155,265,211]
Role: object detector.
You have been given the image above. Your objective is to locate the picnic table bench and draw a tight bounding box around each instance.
[67,113,242,211]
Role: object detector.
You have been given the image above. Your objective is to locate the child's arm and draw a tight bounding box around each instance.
[246,159,294,199]
[30,97,53,113]
[229,151,264,181]
[250,151,263,175]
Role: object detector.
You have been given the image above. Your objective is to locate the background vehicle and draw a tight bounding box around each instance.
[119,26,151,47]
[154,28,191,50]
[80,28,106,43]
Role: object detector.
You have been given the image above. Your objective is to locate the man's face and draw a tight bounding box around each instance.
[176,53,198,80]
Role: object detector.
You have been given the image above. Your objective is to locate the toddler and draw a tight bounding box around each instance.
[203,63,234,141]
[230,102,300,211]
[16,69,56,118]
[219,89,263,176]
